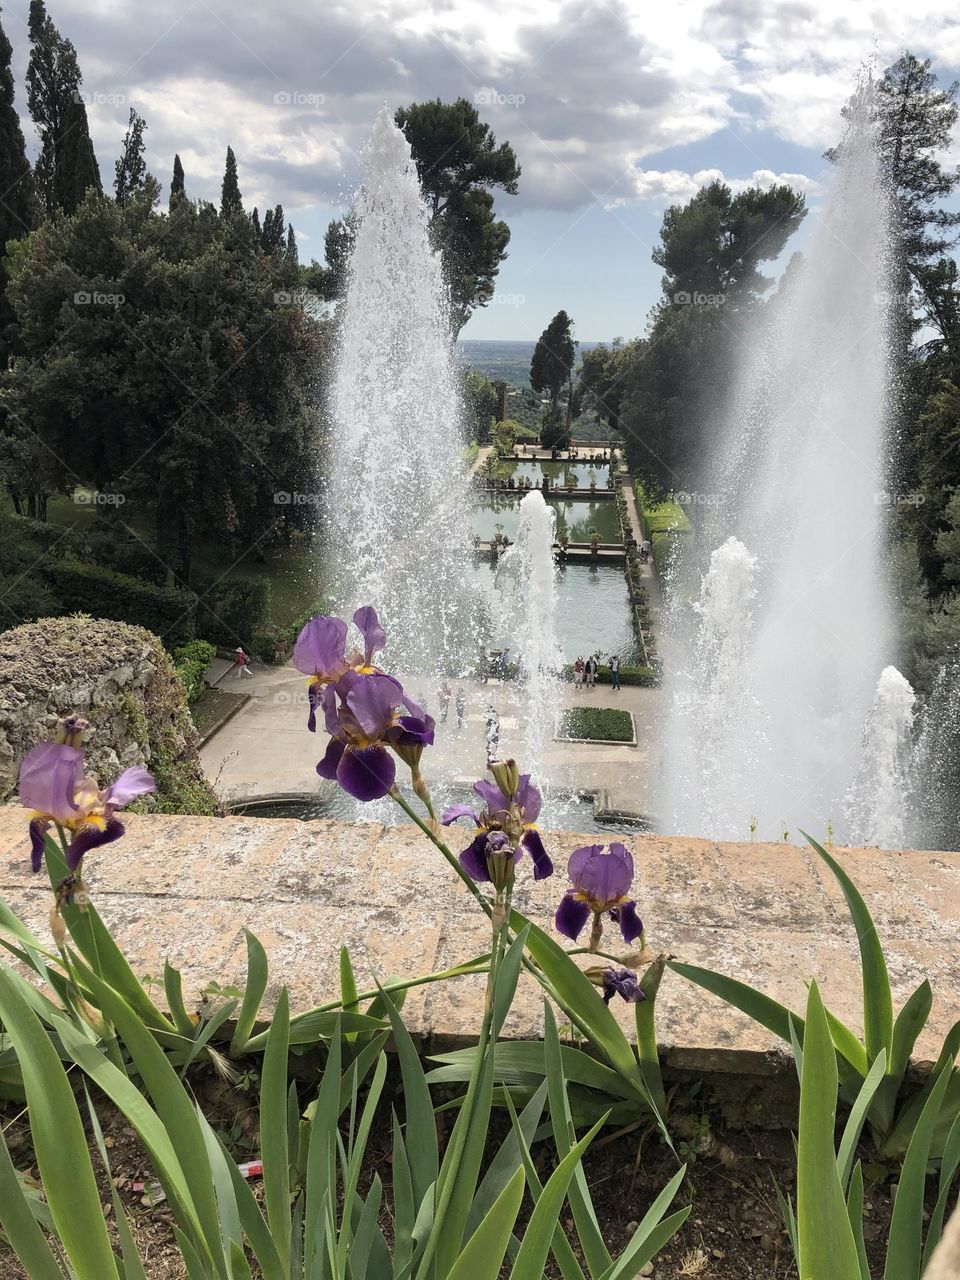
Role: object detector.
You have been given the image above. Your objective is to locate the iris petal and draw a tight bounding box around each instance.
[353,606,386,663]
[66,818,125,870]
[555,892,591,940]
[17,743,83,824]
[337,745,395,801]
[459,833,493,882]
[29,817,50,873]
[293,615,349,677]
[520,827,553,880]
[612,900,643,944]
[316,737,346,780]
[441,803,480,826]
[104,766,156,809]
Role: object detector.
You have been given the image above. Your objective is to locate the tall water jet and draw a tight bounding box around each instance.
[667,537,761,837]
[911,656,960,850]
[844,666,916,847]
[497,491,563,786]
[661,82,895,840]
[325,109,480,676]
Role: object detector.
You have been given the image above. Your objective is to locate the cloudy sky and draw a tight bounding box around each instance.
[7,0,960,340]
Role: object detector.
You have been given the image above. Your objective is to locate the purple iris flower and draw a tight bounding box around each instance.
[441,764,552,884]
[17,742,156,872]
[293,606,388,732]
[602,967,645,1004]
[555,843,643,945]
[316,671,434,802]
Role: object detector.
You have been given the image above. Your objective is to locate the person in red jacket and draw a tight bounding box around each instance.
[234,646,253,678]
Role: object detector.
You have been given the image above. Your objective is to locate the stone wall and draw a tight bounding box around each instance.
[0,615,217,813]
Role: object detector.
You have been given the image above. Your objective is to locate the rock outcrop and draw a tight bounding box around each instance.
[0,615,218,813]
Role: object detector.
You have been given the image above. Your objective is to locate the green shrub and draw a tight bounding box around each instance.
[84,527,167,585]
[559,705,635,742]
[0,574,59,628]
[194,576,270,648]
[634,480,691,535]
[172,639,216,704]
[40,559,197,647]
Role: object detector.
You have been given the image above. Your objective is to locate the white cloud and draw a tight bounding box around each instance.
[15,0,959,220]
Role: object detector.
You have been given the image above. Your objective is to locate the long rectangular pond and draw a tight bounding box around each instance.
[471,493,621,543]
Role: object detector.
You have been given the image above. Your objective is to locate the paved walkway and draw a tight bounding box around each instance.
[200,663,659,819]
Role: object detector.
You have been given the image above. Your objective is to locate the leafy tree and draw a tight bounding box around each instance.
[220,145,242,219]
[619,180,805,494]
[396,99,519,332]
[462,369,497,442]
[653,180,805,303]
[302,213,356,299]
[114,108,157,207]
[3,192,324,580]
[576,340,641,433]
[26,0,101,215]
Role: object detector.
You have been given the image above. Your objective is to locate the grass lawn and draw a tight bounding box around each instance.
[634,481,692,534]
[558,704,635,742]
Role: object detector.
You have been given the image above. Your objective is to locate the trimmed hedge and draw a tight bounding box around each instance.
[560,662,658,687]
[559,705,635,742]
[40,559,197,648]
[173,639,216,704]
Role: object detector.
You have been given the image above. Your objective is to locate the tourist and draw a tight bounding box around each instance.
[485,706,500,762]
[640,537,652,564]
[234,646,253,678]
[455,686,466,729]
[438,680,451,723]
[585,655,598,689]
[573,655,585,689]
[478,651,489,683]
[610,654,621,691]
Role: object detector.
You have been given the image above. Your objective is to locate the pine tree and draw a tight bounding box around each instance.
[169,152,184,206]
[114,108,156,206]
[286,223,298,264]
[26,0,101,214]
[220,145,242,218]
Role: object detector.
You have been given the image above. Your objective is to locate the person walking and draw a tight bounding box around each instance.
[640,537,652,564]
[485,706,501,762]
[234,647,253,678]
[455,686,466,730]
[585,655,598,689]
[573,656,585,689]
[438,681,451,723]
[610,654,621,691]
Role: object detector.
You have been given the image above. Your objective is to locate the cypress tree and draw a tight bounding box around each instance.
[169,152,185,212]
[286,223,298,264]
[0,9,35,247]
[26,0,100,214]
[220,145,242,218]
[115,108,156,206]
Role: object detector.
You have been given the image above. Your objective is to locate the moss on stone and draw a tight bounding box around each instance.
[0,614,219,815]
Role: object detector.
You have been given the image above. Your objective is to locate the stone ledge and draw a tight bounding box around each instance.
[1,806,958,1074]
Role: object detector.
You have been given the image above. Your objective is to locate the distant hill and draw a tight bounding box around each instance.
[457,338,604,386]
